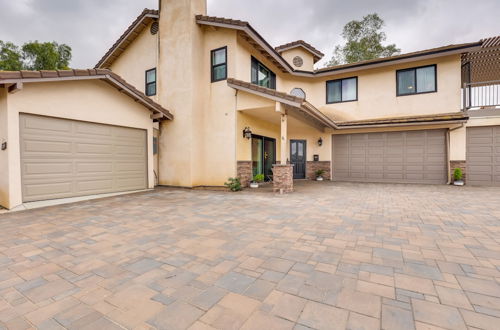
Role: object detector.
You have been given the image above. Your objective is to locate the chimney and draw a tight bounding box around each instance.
[157,0,207,187]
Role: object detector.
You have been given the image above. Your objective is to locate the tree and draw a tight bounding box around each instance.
[0,40,72,71]
[0,41,23,70]
[22,41,72,70]
[327,13,400,66]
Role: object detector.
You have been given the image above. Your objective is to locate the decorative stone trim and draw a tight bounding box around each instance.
[272,164,294,193]
[450,160,466,183]
[306,161,331,180]
[237,161,252,187]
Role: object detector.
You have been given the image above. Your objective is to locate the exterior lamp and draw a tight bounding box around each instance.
[318,137,323,146]
[243,127,252,139]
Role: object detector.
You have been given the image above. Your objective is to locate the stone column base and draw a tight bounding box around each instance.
[450,160,466,184]
[306,161,331,180]
[237,161,252,187]
[272,164,294,193]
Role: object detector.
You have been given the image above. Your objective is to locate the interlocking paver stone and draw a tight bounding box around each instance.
[0,182,499,329]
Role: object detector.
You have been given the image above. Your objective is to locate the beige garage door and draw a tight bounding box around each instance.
[20,114,147,202]
[466,126,500,186]
[333,129,447,184]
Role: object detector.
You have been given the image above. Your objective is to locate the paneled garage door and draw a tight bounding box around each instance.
[20,114,147,202]
[466,126,500,186]
[333,129,447,184]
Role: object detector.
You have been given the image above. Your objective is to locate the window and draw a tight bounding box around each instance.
[326,77,357,103]
[211,46,227,82]
[397,65,436,96]
[251,57,276,89]
[153,137,158,155]
[145,68,156,96]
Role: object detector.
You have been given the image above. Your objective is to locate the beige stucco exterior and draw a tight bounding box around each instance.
[280,47,316,71]
[110,21,159,100]
[0,80,156,209]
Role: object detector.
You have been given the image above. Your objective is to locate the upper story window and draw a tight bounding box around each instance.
[326,77,358,103]
[145,68,156,96]
[251,57,276,89]
[397,64,436,96]
[211,46,227,82]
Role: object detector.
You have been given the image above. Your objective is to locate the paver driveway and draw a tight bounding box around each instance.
[1,182,500,330]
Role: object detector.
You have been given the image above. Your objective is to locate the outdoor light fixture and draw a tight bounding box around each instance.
[243,127,252,139]
[318,137,323,146]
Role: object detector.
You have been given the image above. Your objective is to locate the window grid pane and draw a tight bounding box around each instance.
[327,80,342,103]
[398,70,416,95]
[146,70,156,84]
[213,48,226,65]
[342,78,357,101]
[213,65,226,81]
[416,66,436,93]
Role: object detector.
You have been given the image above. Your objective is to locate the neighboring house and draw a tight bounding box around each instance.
[1,0,499,209]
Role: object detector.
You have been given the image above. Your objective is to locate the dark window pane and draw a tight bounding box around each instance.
[327,80,342,103]
[342,78,357,101]
[212,48,226,65]
[416,66,435,93]
[146,69,156,84]
[146,83,156,96]
[398,70,416,95]
[213,65,226,81]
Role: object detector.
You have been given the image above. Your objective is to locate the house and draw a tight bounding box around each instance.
[1,0,499,209]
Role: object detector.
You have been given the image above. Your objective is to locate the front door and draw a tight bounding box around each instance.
[252,135,276,180]
[290,140,306,179]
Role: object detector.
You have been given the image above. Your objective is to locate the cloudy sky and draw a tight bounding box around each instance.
[0,0,498,68]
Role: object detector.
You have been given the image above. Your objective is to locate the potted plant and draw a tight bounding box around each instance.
[224,177,242,191]
[453,168,464,186]
[315,169,326,181]
[250,174,265,188]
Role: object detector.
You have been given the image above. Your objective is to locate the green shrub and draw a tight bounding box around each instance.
[224,177,242,191]
[315,169,326,178]
[253,174,265,183]
[453,168,463,181]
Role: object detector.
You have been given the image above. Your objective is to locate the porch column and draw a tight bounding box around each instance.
[272,102,294,193]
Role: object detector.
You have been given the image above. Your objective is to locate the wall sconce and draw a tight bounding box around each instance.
[243,127,252,139]
[318,137,323,146]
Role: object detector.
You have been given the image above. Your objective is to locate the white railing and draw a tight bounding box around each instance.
[462,80,500,110]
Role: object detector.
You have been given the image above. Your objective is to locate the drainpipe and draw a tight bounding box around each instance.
[446,124,464,184]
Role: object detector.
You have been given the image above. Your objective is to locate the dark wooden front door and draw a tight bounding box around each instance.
[290,140,306,179]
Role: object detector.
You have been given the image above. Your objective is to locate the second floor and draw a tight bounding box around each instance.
[96,1,499,123]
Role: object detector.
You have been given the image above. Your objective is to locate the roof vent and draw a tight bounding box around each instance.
[290,88,306,99]
[150,21,159,35]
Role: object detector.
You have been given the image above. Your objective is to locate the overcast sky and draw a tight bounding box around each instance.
[0,0,498,69]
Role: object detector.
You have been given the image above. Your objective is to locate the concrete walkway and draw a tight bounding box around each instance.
[0,182,499,329]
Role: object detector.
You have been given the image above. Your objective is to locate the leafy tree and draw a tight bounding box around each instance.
[327,13,400,66]
[22,41,72,70]
[0,40,72,70]
[0,41,23,70]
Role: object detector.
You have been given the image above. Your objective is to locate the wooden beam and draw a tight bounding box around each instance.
[150,112,164,120]
[8,82,22,94]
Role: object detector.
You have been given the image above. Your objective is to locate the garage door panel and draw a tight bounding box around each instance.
[333,129,446,184]
[20,114,148,202]
[467,126,500,186]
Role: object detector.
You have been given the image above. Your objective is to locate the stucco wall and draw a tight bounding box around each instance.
[280,47,315,71]
[0,88,9,208]
[1,80,155,209]
[110,21,158,100]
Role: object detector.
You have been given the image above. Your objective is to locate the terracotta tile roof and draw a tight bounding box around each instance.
[195,15,248,27]
[275,40,324,62]
[95,9,159,69]
[336,112,468,127]
[316,42,482,74]
[227,78,304,104]
[481,35,500,48]
[0,69,173,120]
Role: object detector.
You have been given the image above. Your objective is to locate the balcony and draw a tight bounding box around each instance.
[462,80,500,111]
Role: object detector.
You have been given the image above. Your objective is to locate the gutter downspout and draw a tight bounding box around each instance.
[446,123,465,184]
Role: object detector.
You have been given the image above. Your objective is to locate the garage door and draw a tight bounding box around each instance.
[333,129,447,184]
[20,114,147,202]
[466,126,500,186]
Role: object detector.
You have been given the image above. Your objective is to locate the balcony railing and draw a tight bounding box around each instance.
[462,80,500,110]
